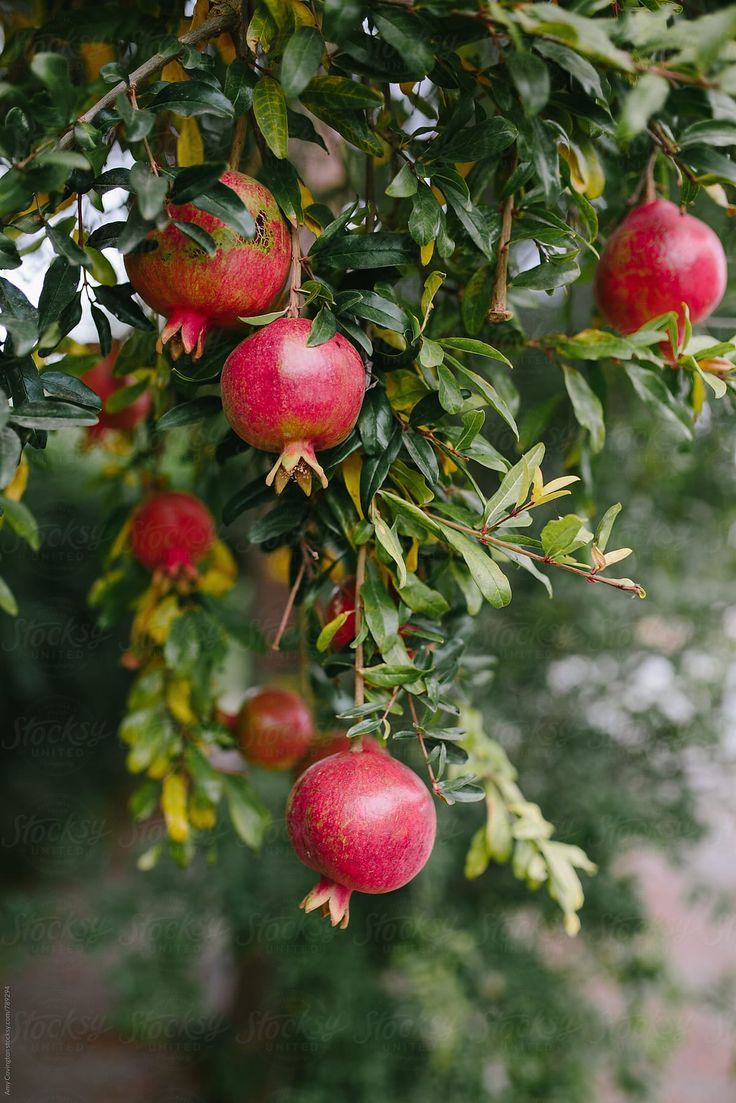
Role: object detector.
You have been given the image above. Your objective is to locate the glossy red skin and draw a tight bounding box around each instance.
[237,687,314,770]
[83,343,151,434]
[296,731,384,774]
[220,317,365,456]
[325,579,357,651]
[124,171,290,353]
[286,749,436,895]
[129,491,215,575]
[594,199,727,338]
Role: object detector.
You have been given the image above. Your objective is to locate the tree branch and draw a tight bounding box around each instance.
[353,545,367,708]
[56,5,239,152]
[488,193,514,324]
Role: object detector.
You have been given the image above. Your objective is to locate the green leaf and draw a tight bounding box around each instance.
[0,574,17,616]
[617,74,669,142]
[483,444,545,527]
[679,120,736,149]
[281,26,324,100]
[129,162,169,221]
[594,503,621,553]
[438,524,511,609]
[397,574,449,618]
[0,427,21,488]
[316,611,350,652]
[261,150,303,223]
[301,75,382,109]
[224,58,256,116]
[532,40,603,99]
[507,52,550,115]
[439,337,512,368]
[386,163,417,198]
[191,182,256,238]
[623,364,692,438]
[462,266,494,336]
[0,495,39,550]
[172,220,217,257]
[562,365,605,453]
[540,515,590,560]
[306,306,337,346]
[0,234,20,270]
[380,491,442,540]
[437,363,465,414]
[253,76,289,159]
[312,232,416,270]
[433,117,517,162]
[372,503,407,587]
[324,0,363,40]
[373,10,435,80]
[409,184,442,246]
[40,371,101,409]
[94,284,153,330]
[170,163,227,204]
[46,221,88,267]
[37,257,79,335]
[156,396,222,430]
[9,400,99,429]
[446,356,518,437]
[361,560,400,655]
[512,257,580,291]
[149,81,234,119]
[301,103,384,156]
[224,777,269,849]
[104,378,149,414]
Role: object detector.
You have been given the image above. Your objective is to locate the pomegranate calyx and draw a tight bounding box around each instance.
[158,307,210,361]
[300,877,352,929]
[265,440,328,497]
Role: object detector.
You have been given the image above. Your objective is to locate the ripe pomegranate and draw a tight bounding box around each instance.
[82,342,151,436]
[286,747,436,928]
[125,171,290,360]
[325,579,357,650]
[296,730,384,773]
[220,317,365,494]
[594,199,727,342]
[237,687,314,770]
[129,491,215,577]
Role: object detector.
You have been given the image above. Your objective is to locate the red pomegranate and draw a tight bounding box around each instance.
[594,199,727,342]
[220,317,365,494]
[325,579,357,650]
[286,747,436,928]
[237,687,314,770]
[125,171,290,360]
[129,491,215,577]
[296,730,384,773]
[82,342,151,435]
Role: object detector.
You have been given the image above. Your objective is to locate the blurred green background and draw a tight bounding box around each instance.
[2,332,736,1103]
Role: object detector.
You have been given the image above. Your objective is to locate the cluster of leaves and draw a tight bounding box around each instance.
[1,0,736,930]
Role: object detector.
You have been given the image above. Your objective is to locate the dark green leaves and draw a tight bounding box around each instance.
[148,81,234,119]
[311,232,416,270]
[301,76,383,110]
[431,117,517,162]
[191,181,255,238]
[253,77,289,159]
[281,27,324,100]
[374,10,435,80]
[507,52,551,115]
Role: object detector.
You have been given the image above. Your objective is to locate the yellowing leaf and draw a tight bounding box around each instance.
[290,0,318,26]
[146,594,181,645]
[147,754,170,780]
[79,41,115,81]
[162,773,190,842]
[341,452,364,519]
[166,677,195,725]
[3,454,28,501]
[176,115,204,167]
[265,545,291,584]
[161,60,187,83]
[420,240,435,266]
[189,0,210,32]
[603,547,632,568]
[406,538,419,574]
[216,32,237,64]
[189,793,217,829]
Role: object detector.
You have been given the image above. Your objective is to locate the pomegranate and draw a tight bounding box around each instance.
[125,171,290,360]
[82,342,151,435]
[130,491,215,577]
[220,317,366,494]
[594,198,727,342]
[286,747,436,928]
[237,687,314,770]
[325,579,357,650]
[296,730,384,773]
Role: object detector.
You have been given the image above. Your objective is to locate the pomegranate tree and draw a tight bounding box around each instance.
[286,746,436,928]
[125,171,290,360]
[220,317,365,494]
[82,342,152,435]
[129,491,215,577]
[237,687,314,770]
[594,198,727,340]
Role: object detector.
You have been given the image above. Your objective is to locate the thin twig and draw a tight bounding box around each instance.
[353,545,367,708]
[130,87,159,175]
[408,694,447,802]
[426,512,644,597]
[54,5,239,152]
[229,117,247,171]
[488,192,514,324]
[271,558,306,651]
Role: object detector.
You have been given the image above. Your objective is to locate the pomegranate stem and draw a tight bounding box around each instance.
[353,545,367,712]
[271,559,306,652]
[488,192,514,324]
[287,223,302,319]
